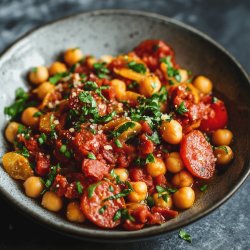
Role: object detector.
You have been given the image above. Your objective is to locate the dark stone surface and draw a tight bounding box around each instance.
[0,0,249,249]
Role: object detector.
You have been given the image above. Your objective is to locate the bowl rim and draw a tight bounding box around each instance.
[0,9,250,243]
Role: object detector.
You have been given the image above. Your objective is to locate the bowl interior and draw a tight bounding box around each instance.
[0,10,250,241]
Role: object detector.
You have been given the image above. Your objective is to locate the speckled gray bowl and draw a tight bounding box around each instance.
[0,10,250,242]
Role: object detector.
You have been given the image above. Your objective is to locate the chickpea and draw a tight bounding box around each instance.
[172,170,194,188]
[139,74,161,97]
[110,79,126,100]
[214,146,234,165]
[29,66,49,85]
[146,157,166,177]
[212,129,233,146]
[49,61,67,75]
[153,193,173,208]
[114,168,129,182]
[160,120,183,144]
[64,48,83,66]
[41,191,63,212]
[5,122,20,143]
[165,152,184,173]
[178,69,189,83]
[100,55,113,64]
[23,176,44,198]
[173,187,195,209]
[34,81,55,100]
[21,107,40,127]
[193,75,213,94]
[67,202,85,223]
[128,181,147,202]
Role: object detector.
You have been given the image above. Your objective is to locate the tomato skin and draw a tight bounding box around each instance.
[81,181,125,228]
[180,130,216,179]
[200,101,228,132]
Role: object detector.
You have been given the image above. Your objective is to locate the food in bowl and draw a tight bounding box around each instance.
[2,39,234,230]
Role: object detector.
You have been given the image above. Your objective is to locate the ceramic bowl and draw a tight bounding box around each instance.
[0,9,249,242]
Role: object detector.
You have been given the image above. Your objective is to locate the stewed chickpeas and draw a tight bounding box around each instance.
[29,66,49,85]
[2,39,235,231]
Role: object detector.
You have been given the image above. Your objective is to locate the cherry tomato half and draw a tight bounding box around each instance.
[200,100,228,132]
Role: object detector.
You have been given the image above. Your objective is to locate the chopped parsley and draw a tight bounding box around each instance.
[114,139,123,148]
[87,152,96,160]
[103,188,132,202]
[128,61,147,74]
[179,229,192,243]
[113,208,135,222]
[33,111,42,117]
[108,185,114,192]
[93,62,109,79]
[156,185,177,202]
[146,195,155,208]
[212,97,218,103]
[200,184,208,192]
[145,153,155,164]
[146,131,160,144]
[87,182,101,198]
[215,146,229,154]
[99,205,108,214]
[38,133,47,145]
[176,101,189,115]
[76,181,83,194]
[112,122,135,138]
[160,56,181,82]
[4,87,30,119]
[17,146,30,158]
[42,164,60,193]
[59,144,71,158]
[49,72,70,85]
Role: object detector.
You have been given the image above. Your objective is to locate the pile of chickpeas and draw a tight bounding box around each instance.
[3,46,234,224]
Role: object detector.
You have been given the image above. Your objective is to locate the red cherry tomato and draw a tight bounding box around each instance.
[200,101,228,132]
[180,130,216,179]
[81,181,125,228]
[134,40,175,70]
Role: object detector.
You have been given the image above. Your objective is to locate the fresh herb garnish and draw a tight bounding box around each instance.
[200,184,208,192]
[113,208,135,222]
[17,146,30,158]
[99,205,108,214]
[103,189,132,202]
[87,152,96,160]
[145,153,155,164]
[160,56,181,82]
[112,122,135,138]
[87,182,101,198]
[128,61,147,74]
[42,164,60,193]
[215,146,228,154]
[108,185,114,192]
[4,87,30,119]
[33,111,42,117]
[146,195,155,208]
[156,185,177,202]
[114,139,123,148]
[76,181,83,194]
[49,72,69,85]
[179,229,192,243]
[59,144,71,158]
[38,133,47,145]
[176,101,189,115]
[146,131,160,144]
[93,62,110,79]
[212,97,218,103]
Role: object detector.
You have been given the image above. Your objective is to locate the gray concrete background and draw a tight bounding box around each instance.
[0,0,249,249]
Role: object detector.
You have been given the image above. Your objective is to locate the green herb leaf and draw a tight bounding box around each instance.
[146,195,155,208]
[76,181,83,194]
[87,152,96,160]
[176,101,189,115]
[179,229,192,243]
[87,182,101,198]
[156,185,166,193]
[93,62,109,79]
[145,153,155,164]
[103,189,132,202]
[33,111,42,117]
[99,205,108,214]
[60,144,67,153]
[146,131,160,144]
[200,184,208,192]
[114,139,123,148]
[38,133,47,145]
[108,185,114,192]
[215,146,229,154]
[112,121,135,138]
[49,72,69,85]
[113,208,135,222]
[17,146,30,158]
[128,61,146,74]
[212,97,218,103]
[42,164,60,193]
